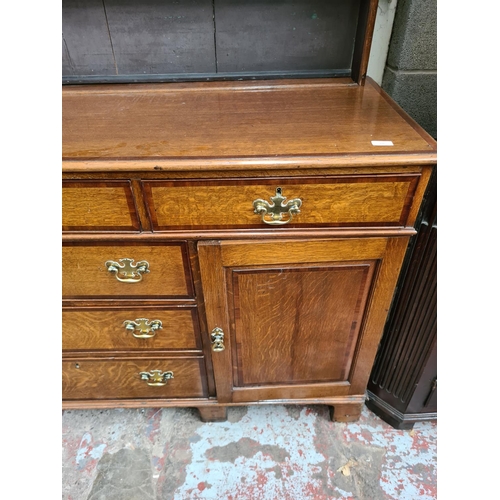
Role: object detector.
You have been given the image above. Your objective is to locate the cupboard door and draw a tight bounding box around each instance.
[198,238,409,403]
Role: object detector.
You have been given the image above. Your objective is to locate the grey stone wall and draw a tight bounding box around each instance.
[382,0,437,139]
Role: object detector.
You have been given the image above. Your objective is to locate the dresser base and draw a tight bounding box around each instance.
[329,402,364,422]
[197,406,228,422]
[62,79,436,427]
[62,397,366,422]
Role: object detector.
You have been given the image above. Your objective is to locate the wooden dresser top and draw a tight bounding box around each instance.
[62,78,436,171]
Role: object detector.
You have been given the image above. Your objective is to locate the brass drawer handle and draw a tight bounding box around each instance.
[211,327,225,352]
[105,258,150,283]
[139,370,174,386]
[123,318,162,338]
[253,187,302,225]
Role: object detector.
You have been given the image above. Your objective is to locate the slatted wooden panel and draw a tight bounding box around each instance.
[103,0,216,75]
[62,0,363,81]
[368,170,437,415]
[214,0,360,73]
[62,0,116,76]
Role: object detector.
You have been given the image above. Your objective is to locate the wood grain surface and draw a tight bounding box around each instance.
[62,394,365,410]
[198,237,390,403]
[196,242,234,404]
[61,73,435,416]
[62,155,436,172]
[144,175,419,229]
[62,165,424,180]
[62,181,140,231]
[62,357,207,399]
[347,236,412,394]
[62,307,200,351]
[351,0,378,85]
[62,242,192,298]
[231,382,351,403]
[220,238,387,267]
[230,263,376,386]
[62,79,435,160]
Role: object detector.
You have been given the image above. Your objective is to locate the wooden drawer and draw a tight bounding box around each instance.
[62,242,193,299]
[62,181,140,232]
[63,307,201,352]
[143,174,421,230]
[62,357,207,400]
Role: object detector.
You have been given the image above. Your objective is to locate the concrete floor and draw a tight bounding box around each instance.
[62,404,437,500]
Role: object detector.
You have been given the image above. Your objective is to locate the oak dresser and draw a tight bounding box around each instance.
[62,0,437,422]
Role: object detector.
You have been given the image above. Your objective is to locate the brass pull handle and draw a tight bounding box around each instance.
[105,258,150,283]
[123,318,162,339]
[211,327,225,352]
[139,370,174,387]
[253,187,302,225]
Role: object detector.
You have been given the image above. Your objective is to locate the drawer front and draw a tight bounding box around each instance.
[62,181,140,232]
[143,174,420,230]
[63,308,201,351]
[62,357,207,400]
[62,242,193,298]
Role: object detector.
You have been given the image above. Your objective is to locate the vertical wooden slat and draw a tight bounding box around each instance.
[62,0,116,77]
[130,180,152,232]
[401,289,437,403]
[372,191,435,388]
[368,168,437,421]
[349,236,410,395]
[63,0,369,80]
[197,241,234,403]
[103,0,216,75]
[62,35,74,75]
[351,0,378,85]
[187,241,217,397]
[387,222,436,395]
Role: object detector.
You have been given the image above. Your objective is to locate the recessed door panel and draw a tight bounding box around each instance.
[229,263,375,386]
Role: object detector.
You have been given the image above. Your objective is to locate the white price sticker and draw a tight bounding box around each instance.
[371,140,394,146]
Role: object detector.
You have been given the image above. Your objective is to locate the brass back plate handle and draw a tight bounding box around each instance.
[123,318,162,339]
[105,258,150,283]
[139,370,174,386]
[253,187,302,225]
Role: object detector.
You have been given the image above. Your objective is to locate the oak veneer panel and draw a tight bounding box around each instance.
[230,263,375,386]
[62,357,207,399]
[63,308,200,351]
[62,181,140,232]
[231,382,351,403]
[197,242,234,404]
[346,236,411,395]
[62,80,435,160]
[198,237,390,403]
[62,242,192,298]
[220,238,387,267]
[144,175,419,230]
